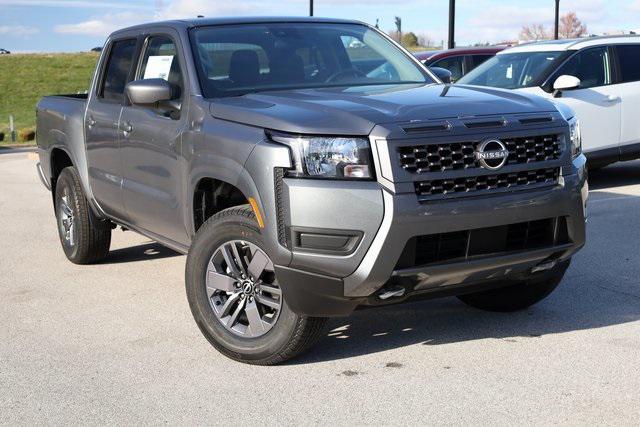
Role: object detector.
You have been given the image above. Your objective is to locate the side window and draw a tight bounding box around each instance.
[616,45,640,83]
[139,36,184,99]
[470,54,493,68]
[99,38,137,102]
[431,56,464,81]
[555,47,611,89]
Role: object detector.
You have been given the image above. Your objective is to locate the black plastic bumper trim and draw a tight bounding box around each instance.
[274,265,362,317]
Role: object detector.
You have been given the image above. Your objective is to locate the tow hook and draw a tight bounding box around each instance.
[378,286,406,300]
[531,259,558,274]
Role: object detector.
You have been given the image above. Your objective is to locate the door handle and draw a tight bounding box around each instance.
[122,122,133,134]
[604,95,620,103]
[87,116,96,128]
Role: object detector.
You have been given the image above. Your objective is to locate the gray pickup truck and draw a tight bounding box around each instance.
[36,17,588,364]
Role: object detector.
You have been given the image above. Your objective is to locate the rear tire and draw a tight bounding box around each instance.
[186,205,328,365]
[54,166,111,264]
[457,260,570,312]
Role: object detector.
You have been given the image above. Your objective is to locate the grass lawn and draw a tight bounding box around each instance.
[0,52,98,143]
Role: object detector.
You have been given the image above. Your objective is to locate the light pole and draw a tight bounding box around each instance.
[310,0,314,17]
[448,0,455,48]
[554,0,560,39]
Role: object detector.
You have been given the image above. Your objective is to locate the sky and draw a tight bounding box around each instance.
[1,0,640,52]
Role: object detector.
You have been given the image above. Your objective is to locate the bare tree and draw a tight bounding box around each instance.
[520,12,587,41]
[387,30,401,43]
[520,23,550,41]
[417,33,435,48]
[559,12,587,38]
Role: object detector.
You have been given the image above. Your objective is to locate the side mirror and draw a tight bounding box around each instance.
[553,75,581,97]
[430,66,453,84]
[125,78,176,105]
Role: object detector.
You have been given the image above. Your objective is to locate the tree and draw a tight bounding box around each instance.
[417,33,435,48]
[519,12,587,41]
[402,32,419,47]
[559,12,587,38]
[520,23,550,41]
[387,30,401,43]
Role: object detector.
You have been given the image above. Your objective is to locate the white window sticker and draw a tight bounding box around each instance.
[143,55,174,80]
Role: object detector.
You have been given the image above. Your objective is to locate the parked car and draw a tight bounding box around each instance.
[0,48,11,55]
[458,36,640,168]
[414,46,507,81]
[36,17,587,365]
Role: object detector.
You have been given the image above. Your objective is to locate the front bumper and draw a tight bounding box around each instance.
[275,154,587,317]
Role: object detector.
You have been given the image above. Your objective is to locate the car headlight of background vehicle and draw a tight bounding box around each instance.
[568,117,582,159]
[268,131,374,180]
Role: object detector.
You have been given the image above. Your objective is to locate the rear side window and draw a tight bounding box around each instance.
[470,54,493,68]
[99,38,137,102]
[555,47,611,89]
[431,56,464,81]
[616,45,640,83]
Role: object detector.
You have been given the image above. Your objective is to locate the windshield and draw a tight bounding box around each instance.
[190,23,432,98]
[458,51,567,89]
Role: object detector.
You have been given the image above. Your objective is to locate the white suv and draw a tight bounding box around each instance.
[459,36,640,168]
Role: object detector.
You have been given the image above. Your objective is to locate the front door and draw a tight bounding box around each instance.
[541,46,620,154]
[85,37,137,218]
[119,34,189,245]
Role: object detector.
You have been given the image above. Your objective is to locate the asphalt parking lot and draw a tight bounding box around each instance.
[1,148,639,425]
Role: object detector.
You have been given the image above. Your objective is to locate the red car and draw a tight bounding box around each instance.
[415,46,508,82]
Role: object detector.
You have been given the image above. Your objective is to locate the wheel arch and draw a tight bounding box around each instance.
[190,174,262,235]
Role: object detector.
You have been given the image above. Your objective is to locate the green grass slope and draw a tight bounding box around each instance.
[0,52,98,142]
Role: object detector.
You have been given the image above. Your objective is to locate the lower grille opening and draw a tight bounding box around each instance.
[415,167,560,200]
[395,217,570,269]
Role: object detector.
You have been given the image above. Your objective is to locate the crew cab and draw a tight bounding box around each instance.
[458,36,640,168]
[36,17,587,365]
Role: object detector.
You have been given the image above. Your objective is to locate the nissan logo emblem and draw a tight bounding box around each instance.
[476,139,509,170]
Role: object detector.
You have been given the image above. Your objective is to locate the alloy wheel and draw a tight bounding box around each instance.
[206,240,282,338]
[59,188,75,247]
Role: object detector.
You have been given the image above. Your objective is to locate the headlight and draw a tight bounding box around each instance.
[568,117,582,158]
[268,131,374,180]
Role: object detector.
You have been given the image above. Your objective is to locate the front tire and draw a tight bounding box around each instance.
[54,166,111,264]
[185,205,327,365]
[457,260,570,312]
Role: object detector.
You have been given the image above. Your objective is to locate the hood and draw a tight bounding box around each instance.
[209,83,559,135]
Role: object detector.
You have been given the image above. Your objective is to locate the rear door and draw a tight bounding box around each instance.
[85,37,137,218]
[612,44,640,158]
[119,32,189,245]
[548,46,621,154]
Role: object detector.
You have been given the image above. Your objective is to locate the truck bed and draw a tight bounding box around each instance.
[36,94,88,190]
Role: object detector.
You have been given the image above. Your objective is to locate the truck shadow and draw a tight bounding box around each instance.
[101,242,180,264]
[294,178,640,364]
[588,160,640,190]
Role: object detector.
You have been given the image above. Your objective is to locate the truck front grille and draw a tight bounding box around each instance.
[399,134,562,173]
[414,168,559,199]
[395,217,569,269]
